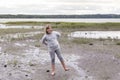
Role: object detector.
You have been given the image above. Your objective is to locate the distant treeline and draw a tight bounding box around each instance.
[0,14,120,18]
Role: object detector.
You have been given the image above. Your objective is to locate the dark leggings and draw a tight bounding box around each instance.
[49,48,64,65]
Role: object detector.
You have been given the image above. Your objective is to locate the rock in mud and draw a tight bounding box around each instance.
[25,75,28,77]
[4,65,7,68]
[46,70,50,72]
[89,43,93,45]
[9,73,12,76]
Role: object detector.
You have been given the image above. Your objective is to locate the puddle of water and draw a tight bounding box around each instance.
[0,24,43,29]
[69,31,120,39]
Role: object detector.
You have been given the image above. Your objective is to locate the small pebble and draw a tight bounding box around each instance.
[9,73,12,76]
[85,76,88,78]
[4,65,7,68]
[25,75,28,77]
[89,43,93,45]
[46,70,50,72]
[87,70,89,72]
[18,66,21,68]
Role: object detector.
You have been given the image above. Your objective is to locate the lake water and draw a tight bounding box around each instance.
[69,31,120,39]
[0,18,120,23]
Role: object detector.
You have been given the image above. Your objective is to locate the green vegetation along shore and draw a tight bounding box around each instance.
[4,21,120,31]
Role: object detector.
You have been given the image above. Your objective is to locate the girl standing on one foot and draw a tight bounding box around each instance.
[41,25,69,76]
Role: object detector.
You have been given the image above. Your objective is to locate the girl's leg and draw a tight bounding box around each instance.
[51,64,55,76]
[55,49,69,71]
[49,50,55,75]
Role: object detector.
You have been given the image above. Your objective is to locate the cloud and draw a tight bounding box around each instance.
[0,0,120,14]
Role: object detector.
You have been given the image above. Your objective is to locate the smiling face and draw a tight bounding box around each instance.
[46,25,53,34]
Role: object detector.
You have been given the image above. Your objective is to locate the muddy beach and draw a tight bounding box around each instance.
[0,22,120,80]
[0,34,93,80]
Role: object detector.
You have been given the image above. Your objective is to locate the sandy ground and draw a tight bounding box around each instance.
[0,32,120,80]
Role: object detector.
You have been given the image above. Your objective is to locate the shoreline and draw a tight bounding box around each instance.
[0,18,120,23]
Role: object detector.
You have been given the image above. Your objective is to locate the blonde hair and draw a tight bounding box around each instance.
[45,24,51,34]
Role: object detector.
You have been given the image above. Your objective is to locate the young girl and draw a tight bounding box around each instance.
[41,25,69,76]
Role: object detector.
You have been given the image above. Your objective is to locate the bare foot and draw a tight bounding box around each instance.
[65,68,70,71]
[51,72,55,76]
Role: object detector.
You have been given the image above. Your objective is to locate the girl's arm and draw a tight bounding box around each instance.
[41,35,47,46]
[55,31,61,38]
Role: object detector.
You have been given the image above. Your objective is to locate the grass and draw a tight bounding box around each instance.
[9,33,44,41]
[53,22,120,31]
[71,38,91,44]
[0,28,42,41]
[116,42,120,45]
[4,21,120,31]
[11,37,25,41]
[115,53,120,59]
[0,28,41,35]
[7,58,18,67]
[29,61,36,66]
[4,21,54,26]
[13,59,18,67]
[31,33,44,40]
[34,41,41,47]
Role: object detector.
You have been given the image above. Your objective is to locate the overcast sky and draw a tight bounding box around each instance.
[0,0,120,15]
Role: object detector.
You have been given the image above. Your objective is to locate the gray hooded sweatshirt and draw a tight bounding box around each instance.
[41,31,61,51]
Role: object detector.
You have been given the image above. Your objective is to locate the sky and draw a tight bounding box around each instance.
[0,0,120,15]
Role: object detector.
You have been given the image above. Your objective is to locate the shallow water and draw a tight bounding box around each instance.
[69,31,120,39]
[0,18,120,23]
[0,24,43,29]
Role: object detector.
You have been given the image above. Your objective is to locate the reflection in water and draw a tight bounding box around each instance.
[69,31,120,39]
